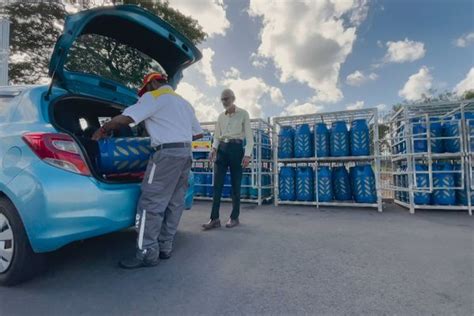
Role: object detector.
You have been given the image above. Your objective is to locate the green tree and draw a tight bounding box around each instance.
[3,0,206,85]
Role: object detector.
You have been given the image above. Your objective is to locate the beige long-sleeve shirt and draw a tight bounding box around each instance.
[212,106,254,156]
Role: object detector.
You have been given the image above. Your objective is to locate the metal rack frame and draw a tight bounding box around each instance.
[192,119,274,205]
[272,108,383,212]
[382,100,474,215]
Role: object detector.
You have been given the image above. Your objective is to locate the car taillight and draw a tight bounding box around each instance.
[22,132,91,176]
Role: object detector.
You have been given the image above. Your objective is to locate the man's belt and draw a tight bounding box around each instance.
[220,138,243,144]
[153,142,191,151]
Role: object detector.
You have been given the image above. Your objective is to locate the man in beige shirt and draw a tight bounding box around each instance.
[202,89,254,229]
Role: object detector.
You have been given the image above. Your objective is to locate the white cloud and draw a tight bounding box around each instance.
[250,52,268,69]
[453,67,474,96]
[249,0,370,103]
[399,66,433,101]
[376,103,387,110]
[176,82,220,121]
[195,48,217,87]
[346,100,365,110]
[222,68,285,118]
[385,38,426,63]
[454,32,474,48]
[168,0,230,37]
[346,70,378,86]
[281,100,324,116]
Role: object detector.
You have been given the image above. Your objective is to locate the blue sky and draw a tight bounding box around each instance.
[169,0,474,121]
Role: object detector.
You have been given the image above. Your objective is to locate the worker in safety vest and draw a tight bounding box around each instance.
[93,72,203,269]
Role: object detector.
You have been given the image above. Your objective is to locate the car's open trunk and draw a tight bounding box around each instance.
[50,95,149,183]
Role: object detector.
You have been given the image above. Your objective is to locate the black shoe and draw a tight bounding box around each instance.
[159,251,172,260]
[118,256,159,269]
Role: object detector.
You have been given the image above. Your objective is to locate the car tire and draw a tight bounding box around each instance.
[0,197,46,286]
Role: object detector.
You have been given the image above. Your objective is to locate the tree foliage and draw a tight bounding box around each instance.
[2,0,206,85]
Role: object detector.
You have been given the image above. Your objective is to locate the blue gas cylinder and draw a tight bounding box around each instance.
[193,168,205,197]
[315,166,333,202]
[412,119,427,153]
[279,167,296,201]
[351,165,376,203]
[241,170,250,199]
[432,163,455,205]
[205,172,214,197]
[429,117,444,153]
[97,137,152,174]
[278,126,295,158]
[294,124,313,158]
[261,132,272,160]
[185,171,195,210]
[262,173,272,198]
[443,116,461,153]
[414,164,430,205]
[296,167,314,201]
[350,119,370,156]
[314,123,330,157]
[330,121,350,157]
[222,172,232,198]
[453,164,472,205]
[332,166,352,200]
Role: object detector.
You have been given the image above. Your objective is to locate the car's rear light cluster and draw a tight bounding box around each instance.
[22,132,91,176]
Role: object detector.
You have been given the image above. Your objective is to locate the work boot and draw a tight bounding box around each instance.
[119,249,159,269]
[225,218,239,228]
[202,219,221,230]
[159,251,172,260]
[118,256,159,269]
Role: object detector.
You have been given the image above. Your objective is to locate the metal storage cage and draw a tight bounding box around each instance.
[192,119,274,205]
[382,100,474,215]
[272,108,383,212]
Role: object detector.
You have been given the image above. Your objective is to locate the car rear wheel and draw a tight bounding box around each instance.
[0,197,45,286]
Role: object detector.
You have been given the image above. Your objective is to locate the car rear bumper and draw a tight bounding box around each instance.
[7,160,141,253]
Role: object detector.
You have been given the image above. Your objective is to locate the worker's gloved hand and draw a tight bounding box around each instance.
[92,127,108,141]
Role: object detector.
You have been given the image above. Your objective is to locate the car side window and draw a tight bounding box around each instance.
[0,95,17,124]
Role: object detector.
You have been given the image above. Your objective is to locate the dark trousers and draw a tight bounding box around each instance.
[211,143,244,220]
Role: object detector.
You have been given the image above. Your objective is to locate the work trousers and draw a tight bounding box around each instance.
[135,147,192,260]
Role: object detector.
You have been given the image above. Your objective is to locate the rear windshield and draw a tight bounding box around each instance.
[0,95,17,124]
[65,34,165,90]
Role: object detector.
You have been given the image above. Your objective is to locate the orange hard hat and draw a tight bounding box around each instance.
[137,72,168,97]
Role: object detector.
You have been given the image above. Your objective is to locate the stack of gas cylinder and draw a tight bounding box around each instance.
[278,119,370,159]
[279,164,377,203]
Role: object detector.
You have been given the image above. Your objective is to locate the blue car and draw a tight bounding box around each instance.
[0,5,201,285]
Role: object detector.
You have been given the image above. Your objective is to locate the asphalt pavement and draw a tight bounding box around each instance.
[0,201,473,315]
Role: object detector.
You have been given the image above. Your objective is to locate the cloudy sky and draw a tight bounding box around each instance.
[166,0,474,121]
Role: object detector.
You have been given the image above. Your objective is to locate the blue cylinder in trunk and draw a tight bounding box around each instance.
[330,121,349,157]
[97,137,152,174]
[350,119,370,156]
